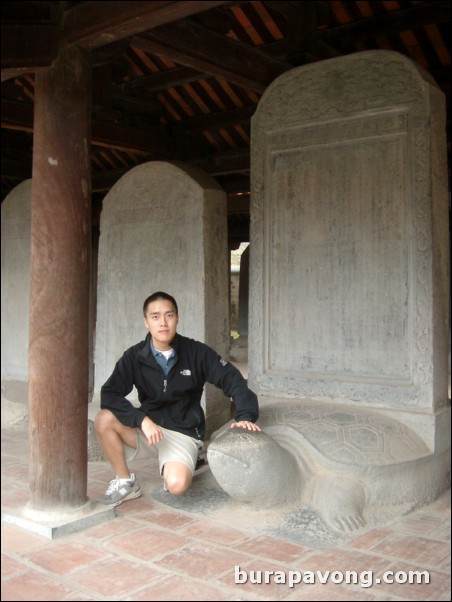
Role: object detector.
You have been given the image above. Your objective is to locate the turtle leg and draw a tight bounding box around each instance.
[307,473,366,533]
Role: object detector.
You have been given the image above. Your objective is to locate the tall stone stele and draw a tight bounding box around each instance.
[1,179,31,427]
[94,161,231,435]
[248,50,450,516]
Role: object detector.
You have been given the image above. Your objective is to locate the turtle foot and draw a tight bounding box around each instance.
[328,509,366,533]
[307,474,367,534]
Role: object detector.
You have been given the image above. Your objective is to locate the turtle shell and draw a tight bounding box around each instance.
[258,400,430,466]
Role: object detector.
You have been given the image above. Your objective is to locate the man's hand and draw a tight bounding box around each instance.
[141,416,163,446]
[230,420,261,432]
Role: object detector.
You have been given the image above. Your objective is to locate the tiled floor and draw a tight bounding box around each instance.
[1,427,450,601]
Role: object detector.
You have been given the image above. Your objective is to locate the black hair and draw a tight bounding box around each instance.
[143,291,178,316]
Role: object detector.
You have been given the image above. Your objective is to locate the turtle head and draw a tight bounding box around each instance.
[207,428,298,507]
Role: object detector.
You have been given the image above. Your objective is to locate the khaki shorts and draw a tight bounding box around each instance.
[124,427,203,476]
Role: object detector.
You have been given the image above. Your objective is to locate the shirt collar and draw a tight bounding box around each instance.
[150,339,174,358]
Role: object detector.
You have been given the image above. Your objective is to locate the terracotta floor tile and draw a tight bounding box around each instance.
[285,582,386,601]
[79,516,142,540]
[114,494,156,515]
[107,524,190,560]
[1,523,48,553]
[299,548,391,574]
[1,570,81,601]
[439,554,451,574]
[181,519,250,546]
[1,490,30,509]
[371,561,451,601]
[63,594,101,601]
[130,574,233,601]
[370,534,451,567]
[1,553,28,578]
[416,538,450,568]
[393,512,450,537]
[25,539,113,574]
[218,559,301,600]
[154,543,252,580]
[136,509,196,529]
[234,535,309,563]
[348,527,393,550]
[1,429,450,602]
[70,557,163,597]
[429,517,451,542]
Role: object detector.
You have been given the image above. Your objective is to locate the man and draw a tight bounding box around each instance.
[95,291,261,506]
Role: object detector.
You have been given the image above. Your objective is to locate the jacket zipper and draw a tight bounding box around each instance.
[162,357,176,394]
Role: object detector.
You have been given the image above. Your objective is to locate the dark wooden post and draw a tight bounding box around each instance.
[28,44,91,510]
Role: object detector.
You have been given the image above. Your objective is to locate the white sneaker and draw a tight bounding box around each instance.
[98,473,142,506]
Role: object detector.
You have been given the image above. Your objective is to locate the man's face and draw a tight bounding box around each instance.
[143,298,178,350]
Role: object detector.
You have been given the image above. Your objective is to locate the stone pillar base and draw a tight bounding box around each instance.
[2,499,115,539]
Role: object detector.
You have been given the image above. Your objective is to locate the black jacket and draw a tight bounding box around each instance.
[101,332,259,440]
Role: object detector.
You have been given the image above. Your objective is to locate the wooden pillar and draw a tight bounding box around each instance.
[28,44,91,510]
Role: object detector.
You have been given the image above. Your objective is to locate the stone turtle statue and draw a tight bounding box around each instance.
[207,400,449,534]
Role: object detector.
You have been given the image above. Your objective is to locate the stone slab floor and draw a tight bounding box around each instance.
[1,428,450,601]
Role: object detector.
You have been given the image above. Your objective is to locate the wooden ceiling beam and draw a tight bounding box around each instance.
[110,93,163,118]
[171,105,255,132]
[1,98,174,155]
[264,1,338,63]
[320,0,451,44]
[190,147,249,175]
[63,1,233,50]
[264,1,450,58]
[2,3,234,78]
[117,66,203,93]
[1,96,255,155]
[132,18,291,93]
[92,0,451,76]
[92,121,173,155]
